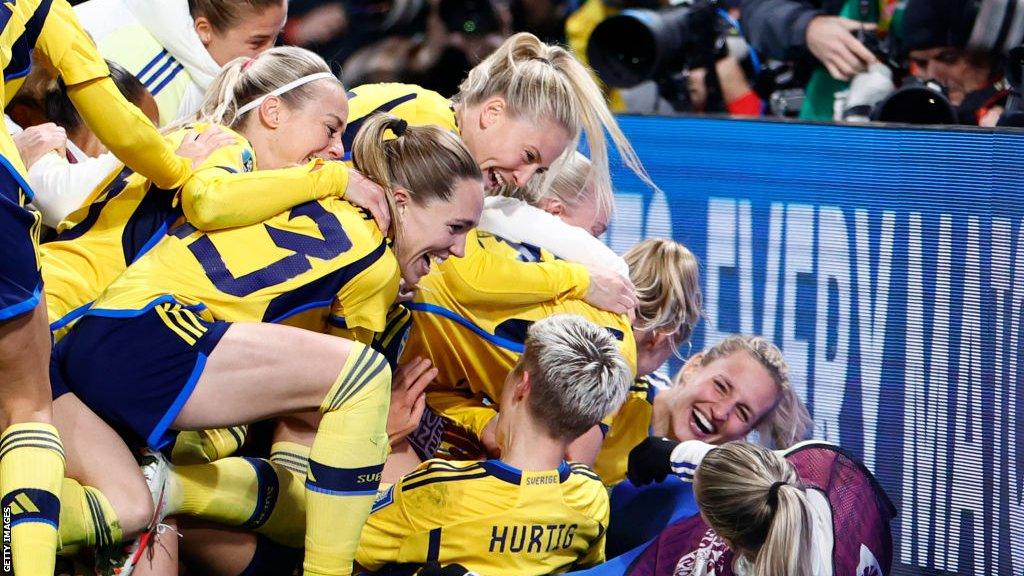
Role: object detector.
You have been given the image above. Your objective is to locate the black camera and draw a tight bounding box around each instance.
[586,0,724,89]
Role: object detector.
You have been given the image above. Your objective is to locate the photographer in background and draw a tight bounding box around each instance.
[580,0,763,116]
[901,0,1016,126]
[741,0,902,120]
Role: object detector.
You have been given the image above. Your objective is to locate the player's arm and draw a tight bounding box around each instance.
[34,1,191,190]
[443,230,590,307]
[180,156,352,231]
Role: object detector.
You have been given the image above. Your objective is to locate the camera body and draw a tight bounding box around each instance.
[586,0,724,89]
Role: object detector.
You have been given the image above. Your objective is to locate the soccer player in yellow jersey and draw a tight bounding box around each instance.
[53,67,484,575]
[356,314,633,576]
[0,1,203,573]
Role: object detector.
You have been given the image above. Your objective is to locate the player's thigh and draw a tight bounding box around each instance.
[0,300,53,425]
[174,322,356,431]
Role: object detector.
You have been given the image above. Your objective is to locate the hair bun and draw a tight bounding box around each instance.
[391,118,409,137]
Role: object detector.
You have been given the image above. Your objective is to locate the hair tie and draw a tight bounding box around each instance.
[766,481,786,511]
[391,119,409,137]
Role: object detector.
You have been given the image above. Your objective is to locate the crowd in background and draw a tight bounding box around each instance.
[235,0,1024,127]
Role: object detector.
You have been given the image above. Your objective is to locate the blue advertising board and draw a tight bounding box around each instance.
[604,116,1024,576]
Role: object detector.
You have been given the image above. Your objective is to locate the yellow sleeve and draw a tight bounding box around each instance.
[443,230,590,307]
[426,389,497,439]
[355,481,415,571]
[180,153,351,231]
[328,241,400,336]
[33,2,192,190]
[34,0,110,85]
[65,80,192,190]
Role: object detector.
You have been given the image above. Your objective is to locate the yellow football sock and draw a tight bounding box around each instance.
[0,423,64,576]
[304,343,391,576]
[171,426,248,465]
[57,478,122,550]
[167,452,307,548]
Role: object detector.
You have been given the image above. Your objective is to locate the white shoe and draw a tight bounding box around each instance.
[95,450,173,576]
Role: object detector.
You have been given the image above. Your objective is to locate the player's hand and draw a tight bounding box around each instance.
[627,436,679,486]
[388,357,436,446]
[479,414,501,458]
[14,123,66,168]
[345,168,391,234]
[805,16,878,81]
[584,265,638,315]
[176,127,236,168]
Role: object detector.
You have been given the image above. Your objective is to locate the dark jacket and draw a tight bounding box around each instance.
[739,0,846,60]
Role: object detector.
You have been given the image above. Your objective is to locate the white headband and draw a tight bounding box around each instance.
[235,72,336,116]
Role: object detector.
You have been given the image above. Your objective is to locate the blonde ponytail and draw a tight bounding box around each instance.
[624,239,702,343]
[351,113,481,258]
[456,33,658,198]
[175,46,336,130]
[694,442,816,576]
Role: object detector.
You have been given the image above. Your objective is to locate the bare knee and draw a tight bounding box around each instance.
[104,477,155,538]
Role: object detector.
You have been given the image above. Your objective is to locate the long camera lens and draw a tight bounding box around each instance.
[586,4,706,88]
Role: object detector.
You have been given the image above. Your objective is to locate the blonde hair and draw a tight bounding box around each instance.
[516,151,615,218]
[512,315,632,440]
[455,32,657,199]
[181,46,337,130]
[698,336,812,448]
[351,113,481,256]
[625,239,702,342]
[694,442,815,576]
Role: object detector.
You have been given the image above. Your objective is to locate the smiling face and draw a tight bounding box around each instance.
[395,177,484,285]
[652,350,781,444]
[460,97,573,193]
[196,2,287,67]
[247,79,348,169]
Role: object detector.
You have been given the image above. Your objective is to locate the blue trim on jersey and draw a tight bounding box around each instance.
[558,461,572,482]
[136,49,170,82]
[147,352,208,449]
[405,302,525,353]
[151,64,185,95]
[49,300,93,333]
[327,314,347,328]
[5,65,30,81]
[0,153,37,201]
[267,299,334,324]
[131,218,172,264]
[141,55,176,88]
[480,459,521,484]
[303,483,377,497]
[0,284,40,321]
[87,296,207,319]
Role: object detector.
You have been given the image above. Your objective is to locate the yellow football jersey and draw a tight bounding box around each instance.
[89,195,399,333]
[343,83,458,161]
[592,374,668,485]
[402,230,636,439]
[356,459,609,575]
[42,124,360,338]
